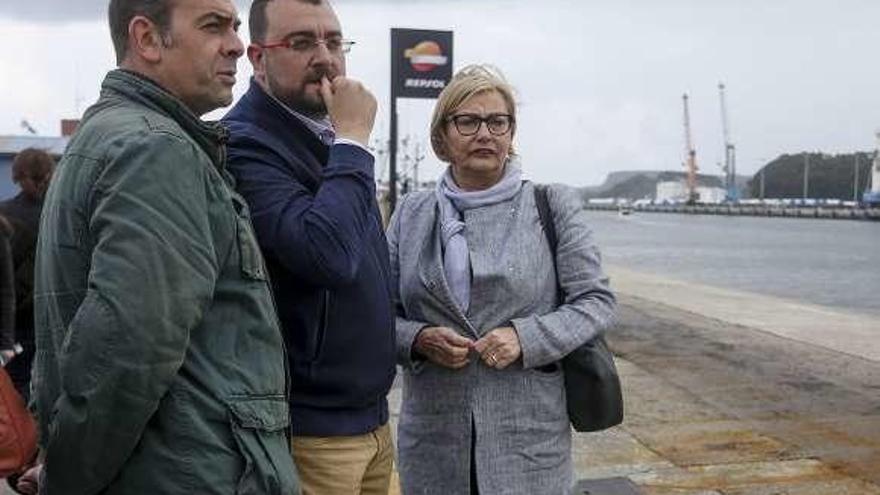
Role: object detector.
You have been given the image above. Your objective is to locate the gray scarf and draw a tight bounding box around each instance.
[435,160,523,312]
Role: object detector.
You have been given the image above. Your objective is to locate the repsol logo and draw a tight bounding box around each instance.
[404,79,446,89]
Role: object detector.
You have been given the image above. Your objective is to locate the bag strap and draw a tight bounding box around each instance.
[533,184,564,304]
[533,184,557,251]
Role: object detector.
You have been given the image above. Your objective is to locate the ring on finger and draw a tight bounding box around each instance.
[488,353,498,365]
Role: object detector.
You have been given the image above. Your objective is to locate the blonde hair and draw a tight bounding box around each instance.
[430,64,517,162]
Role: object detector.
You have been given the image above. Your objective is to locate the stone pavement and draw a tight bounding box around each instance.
[563,265,880,495]
[387,266,880,494]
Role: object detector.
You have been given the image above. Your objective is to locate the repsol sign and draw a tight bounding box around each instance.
[404,79,447,89]
[391,29,453,99]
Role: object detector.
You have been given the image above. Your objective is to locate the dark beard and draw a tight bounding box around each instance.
[267,71,332,118]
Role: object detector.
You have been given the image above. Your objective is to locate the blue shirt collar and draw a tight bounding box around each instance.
[262,85,335,146]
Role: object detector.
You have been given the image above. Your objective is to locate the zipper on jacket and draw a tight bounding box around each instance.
[312,290,330,362]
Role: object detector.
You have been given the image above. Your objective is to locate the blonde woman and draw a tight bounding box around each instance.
[387,65,617,494]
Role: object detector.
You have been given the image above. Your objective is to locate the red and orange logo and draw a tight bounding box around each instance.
[404,41,449,73]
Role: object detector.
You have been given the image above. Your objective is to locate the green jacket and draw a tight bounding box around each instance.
[33,69,299,494]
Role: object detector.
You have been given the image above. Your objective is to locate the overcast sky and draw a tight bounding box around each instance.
[1,0,878,186]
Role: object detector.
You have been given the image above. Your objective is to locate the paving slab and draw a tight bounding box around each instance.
[629,459,838,489]
[574,477,644,494]
[572,419,674,480]
[639,488,722,495]
[720,478,880,495]
[625,420,794,467]
[614,359,732,427]
[745,415,880,486]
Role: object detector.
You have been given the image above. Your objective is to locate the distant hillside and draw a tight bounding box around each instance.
[580,171,660,197]
[581,170,730,201]
[749,152,874,200]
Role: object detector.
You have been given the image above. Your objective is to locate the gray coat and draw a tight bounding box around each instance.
[387,182,617,495]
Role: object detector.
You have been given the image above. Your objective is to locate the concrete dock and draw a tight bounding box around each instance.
[583,203,880,222]
[567,266,880,494]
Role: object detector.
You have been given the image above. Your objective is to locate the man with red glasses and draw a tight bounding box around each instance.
[223,1,395,493]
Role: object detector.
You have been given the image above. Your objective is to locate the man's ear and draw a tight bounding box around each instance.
[128,15,165,64]
[247,44,266,82]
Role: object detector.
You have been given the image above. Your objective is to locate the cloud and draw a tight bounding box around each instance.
[0,0,248,23]
[2,0,879,186]
[0,0,460,23]
[0,1,108,22]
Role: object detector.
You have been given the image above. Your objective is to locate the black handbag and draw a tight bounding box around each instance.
[533,185,624,432]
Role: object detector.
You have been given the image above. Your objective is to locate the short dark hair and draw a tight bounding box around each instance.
[249,0,322,44]
[12,148,55,184]
[108,0,176,64]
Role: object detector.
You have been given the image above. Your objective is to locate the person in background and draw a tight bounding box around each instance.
[0,214,15,365]
[2,215,34,495]
[26,0,299,493]
[387,65,617,494]
[222,1,396,493]
[0,148,54,402]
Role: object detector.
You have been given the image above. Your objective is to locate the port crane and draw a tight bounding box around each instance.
[682,94,699,204]
[718,83,738,202]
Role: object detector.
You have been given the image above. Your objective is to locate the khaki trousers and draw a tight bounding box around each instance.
[291,422,395,495]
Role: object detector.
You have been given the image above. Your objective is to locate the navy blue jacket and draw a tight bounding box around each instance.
[223,80,396,436]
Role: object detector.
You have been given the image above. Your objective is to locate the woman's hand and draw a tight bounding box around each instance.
[15,462,42,494]
[0,349,15,366]
[473,326,521,370]
[413,327,474,369]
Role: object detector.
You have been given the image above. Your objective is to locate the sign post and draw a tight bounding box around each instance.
[389,28,453,213]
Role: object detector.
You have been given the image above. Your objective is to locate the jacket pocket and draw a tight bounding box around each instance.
[227,396,298,495]
[231,195,268,282]
[532,362,562,375]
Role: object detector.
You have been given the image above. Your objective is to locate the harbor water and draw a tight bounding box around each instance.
[583,210,880,318]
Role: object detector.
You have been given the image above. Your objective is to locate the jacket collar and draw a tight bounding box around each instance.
[97,69,229,168]
[257,82,334,144]
[239,78,328,152]
[231,79,329,184]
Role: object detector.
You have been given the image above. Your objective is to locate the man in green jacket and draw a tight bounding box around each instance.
[26,0,300,493]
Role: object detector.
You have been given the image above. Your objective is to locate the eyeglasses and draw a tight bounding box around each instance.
[257,36,355,55]
[447,113,515,136]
